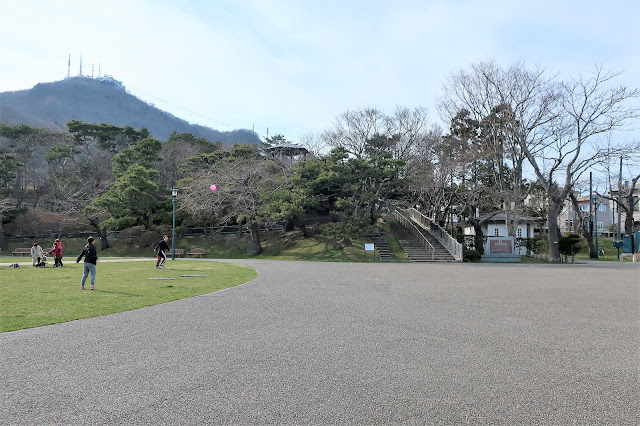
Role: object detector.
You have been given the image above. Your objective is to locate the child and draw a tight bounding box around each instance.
[154,235,170,269]
[54,238,64,267]
[51,241,64,267]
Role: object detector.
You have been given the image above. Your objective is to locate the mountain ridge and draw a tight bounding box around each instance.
[0,77,259,145]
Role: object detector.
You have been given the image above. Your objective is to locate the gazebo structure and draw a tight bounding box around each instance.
[262,143,309,163]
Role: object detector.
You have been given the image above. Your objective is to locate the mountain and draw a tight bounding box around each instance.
[0,76,260,145]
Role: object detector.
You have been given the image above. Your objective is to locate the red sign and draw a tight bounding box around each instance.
[490,239,513,254]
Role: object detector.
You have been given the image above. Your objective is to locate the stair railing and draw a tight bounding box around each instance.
[394,209,435,261]
[405,208,463,261]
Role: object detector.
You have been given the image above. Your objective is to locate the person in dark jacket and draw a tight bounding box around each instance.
[154,235,170,269]
[76,237,99,290]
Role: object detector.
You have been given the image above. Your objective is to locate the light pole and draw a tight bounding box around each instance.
[171,188,178,260]
[593,195,599,259]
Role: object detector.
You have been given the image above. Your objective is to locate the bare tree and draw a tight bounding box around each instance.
[438,60,558,239]
[323,106,430,162]
[298,131,327,159]
[179,157,285,255]
[521,65,640,261]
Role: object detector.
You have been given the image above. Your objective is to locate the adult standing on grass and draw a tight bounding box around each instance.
[31,243,43,267]
[154,235,170,269]
[76,237,98,290]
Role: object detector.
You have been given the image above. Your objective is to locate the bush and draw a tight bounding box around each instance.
[559,234,581,259]
[117,226,146,244]
[140,231,159,248]
[463,249,482,262]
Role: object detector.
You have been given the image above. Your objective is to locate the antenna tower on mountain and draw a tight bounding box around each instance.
[79,53,83,76]
[67,54,71,78]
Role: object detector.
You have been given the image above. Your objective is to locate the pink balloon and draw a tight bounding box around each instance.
[210,185,217,191]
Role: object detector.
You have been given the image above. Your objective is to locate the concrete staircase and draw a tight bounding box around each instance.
[392,225,456,262]
[369,233,393,261]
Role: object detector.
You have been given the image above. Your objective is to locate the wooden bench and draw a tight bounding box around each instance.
[170,249,184,258]
[187,248,206,258]
[12,248,31,256]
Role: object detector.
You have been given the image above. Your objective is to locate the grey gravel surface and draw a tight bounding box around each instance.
[2,260,639,425]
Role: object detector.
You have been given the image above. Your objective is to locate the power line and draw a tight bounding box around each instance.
[132,90,232,128]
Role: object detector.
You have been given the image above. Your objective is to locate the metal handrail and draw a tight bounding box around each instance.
[405,208,463,261]
[394,209,435,261]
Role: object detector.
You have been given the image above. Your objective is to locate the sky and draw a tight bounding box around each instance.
[2,0,639,150]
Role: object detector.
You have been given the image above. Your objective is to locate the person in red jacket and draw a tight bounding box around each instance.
[51,242,63,267]
[54,238,64,267]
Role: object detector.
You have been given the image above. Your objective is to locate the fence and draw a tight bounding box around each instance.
[404,208,463,261]
[394,209,435,261]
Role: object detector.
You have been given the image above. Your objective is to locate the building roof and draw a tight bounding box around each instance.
[262,143,309,156]
[476,211,544,224]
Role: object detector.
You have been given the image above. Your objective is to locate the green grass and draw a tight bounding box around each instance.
[0,260,257,332]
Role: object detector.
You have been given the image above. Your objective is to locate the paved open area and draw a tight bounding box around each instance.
[2,260,639,424]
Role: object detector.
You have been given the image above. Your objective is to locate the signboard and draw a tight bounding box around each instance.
[364,244,375,251]
[482,237,520,262]
[489,238,513,254]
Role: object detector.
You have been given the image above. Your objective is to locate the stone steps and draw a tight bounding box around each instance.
[393,225,456,263]
[369,234,393,261]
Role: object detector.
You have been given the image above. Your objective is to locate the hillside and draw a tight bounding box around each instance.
[0,77,259,145]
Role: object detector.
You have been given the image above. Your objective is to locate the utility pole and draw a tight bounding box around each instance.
[617,156,622,240]
[589,172,594,258]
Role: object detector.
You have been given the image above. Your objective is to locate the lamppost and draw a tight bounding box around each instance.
[171,188,178,260]
[593,195,599,259]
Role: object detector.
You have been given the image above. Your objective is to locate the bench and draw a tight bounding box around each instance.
[187,248,206,258]
[170,249,184,258]
[12,248,31,256]
[619,252,638,263]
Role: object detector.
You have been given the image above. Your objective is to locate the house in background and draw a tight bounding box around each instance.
[558,195,614,237]
[462,212,543,255]
[607,182,640,234]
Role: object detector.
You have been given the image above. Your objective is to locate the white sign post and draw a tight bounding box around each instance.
[365,243,375,261]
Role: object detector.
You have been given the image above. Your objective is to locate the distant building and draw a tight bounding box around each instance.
[261,143,309,164]
[462,212,543,255]
[558,195,614,237]
[558,183,639,237]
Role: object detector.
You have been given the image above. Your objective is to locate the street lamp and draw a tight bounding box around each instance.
[171,188,178,260]
[593,195,599,259]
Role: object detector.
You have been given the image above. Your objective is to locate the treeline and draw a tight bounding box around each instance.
[1,61,639,261]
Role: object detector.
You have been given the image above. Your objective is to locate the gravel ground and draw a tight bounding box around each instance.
[2,260,639,425]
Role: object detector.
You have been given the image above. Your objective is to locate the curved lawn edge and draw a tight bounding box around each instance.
[0,260,258,332]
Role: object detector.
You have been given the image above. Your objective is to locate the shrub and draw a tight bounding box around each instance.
[463,249,482,262]
[140,231,159,248]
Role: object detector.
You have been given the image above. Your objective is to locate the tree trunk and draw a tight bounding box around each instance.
[294,216,308,237]
[547,203,563,262]
[468,217,485,255]
[624,209,634,235]
[88,217,110,250]
[569,193,595,258]
[0,212,6,250]
[248,220,262,256]
[624,175,640,235]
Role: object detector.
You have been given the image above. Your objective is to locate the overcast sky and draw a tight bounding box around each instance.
[2,0,639,147]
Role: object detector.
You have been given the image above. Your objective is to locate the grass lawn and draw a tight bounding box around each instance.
[0,260,257,333]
